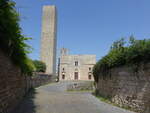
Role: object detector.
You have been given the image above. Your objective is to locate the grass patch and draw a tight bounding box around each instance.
[95,95,111,104]
[67,89,93,92]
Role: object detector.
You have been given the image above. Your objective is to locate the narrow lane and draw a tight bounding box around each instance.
[12,82,135,113]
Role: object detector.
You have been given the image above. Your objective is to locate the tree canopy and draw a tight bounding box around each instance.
[33,60,46,72]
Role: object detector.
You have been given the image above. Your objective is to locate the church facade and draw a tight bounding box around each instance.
[58,48,96,81]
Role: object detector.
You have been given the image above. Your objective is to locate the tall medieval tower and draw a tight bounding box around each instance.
[41,6,57,75]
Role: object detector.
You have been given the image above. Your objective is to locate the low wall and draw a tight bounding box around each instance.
[96,64,150,113]
[67,81,94,91]
[0,50,54,113]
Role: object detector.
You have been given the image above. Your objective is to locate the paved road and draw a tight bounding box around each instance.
[13,82,136,113]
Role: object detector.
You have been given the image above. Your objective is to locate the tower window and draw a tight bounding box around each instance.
[75,61,78,66]
[89,67,91,71]
[62,68,65,71]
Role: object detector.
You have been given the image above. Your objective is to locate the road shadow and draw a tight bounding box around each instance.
[12,88,37,113]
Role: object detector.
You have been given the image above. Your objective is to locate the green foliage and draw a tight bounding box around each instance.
[33,60,46,72]
[93,36,150,82]
[110,38,125,50]
[0,0,34,75]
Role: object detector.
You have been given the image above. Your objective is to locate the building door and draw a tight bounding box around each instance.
[88,74,92,80]
[74,72,78,80]
[62,74,65,80]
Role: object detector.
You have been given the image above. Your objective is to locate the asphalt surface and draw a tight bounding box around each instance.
[12,81,136,113]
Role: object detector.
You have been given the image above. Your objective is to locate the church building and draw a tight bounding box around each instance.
[58,48,96,81]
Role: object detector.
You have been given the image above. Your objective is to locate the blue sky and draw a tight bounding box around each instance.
[14,0,150,60]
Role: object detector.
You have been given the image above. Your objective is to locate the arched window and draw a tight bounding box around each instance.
[75,68,78,71]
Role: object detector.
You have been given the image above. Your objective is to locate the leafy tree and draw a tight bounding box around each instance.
[129,35,136,45]
[33,60,46,72]
[110,38,125,50]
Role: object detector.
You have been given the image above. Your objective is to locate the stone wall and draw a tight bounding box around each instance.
[96,64,150,113]
[31,73,54,88]
[0,50,54,113]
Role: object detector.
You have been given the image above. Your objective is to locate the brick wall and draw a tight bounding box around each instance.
[0,50,54,113]
[96,64,150,113]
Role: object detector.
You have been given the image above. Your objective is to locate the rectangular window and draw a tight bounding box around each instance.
[75,61,78,66]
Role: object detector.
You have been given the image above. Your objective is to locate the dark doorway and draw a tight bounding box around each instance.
[88,74,92,80]
[62,74,65,80]
[74,72,78,80]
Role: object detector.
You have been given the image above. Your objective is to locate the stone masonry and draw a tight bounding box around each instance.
[41,5,57,75]
[58,48,96,81]
[0,49,54,113]
[0,49,28,113]
[96,65,150,113]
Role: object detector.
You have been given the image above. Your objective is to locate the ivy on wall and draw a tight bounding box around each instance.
[0,0,35,75]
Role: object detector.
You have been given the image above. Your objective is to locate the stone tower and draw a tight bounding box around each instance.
[41,6,57,75]
[61,48,69,56]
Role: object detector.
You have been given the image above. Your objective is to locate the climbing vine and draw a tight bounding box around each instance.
[0,0,35,75]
